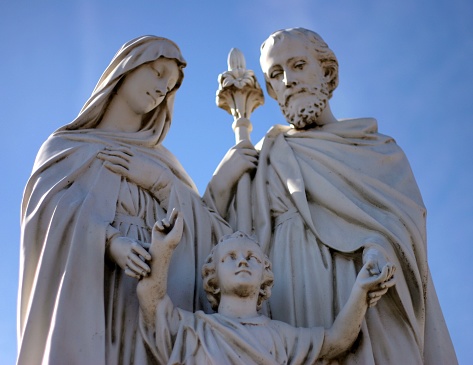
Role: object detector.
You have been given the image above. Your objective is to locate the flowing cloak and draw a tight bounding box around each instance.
[223,118,456,364]
[18,128,230,364]
[140,295,325,364]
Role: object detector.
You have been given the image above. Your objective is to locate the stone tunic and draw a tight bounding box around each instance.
[140,296,325,365]
[244,118,456,364]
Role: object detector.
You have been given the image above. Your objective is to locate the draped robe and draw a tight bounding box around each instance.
[140,295,325,364]
[18,128,230,364]
[234,118,456,364]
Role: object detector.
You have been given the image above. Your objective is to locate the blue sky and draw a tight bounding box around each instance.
[1,1,472,363]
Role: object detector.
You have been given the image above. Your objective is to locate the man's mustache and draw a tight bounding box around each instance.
[283,87,318,107]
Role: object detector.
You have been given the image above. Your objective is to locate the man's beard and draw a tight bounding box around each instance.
[279,84,329,129]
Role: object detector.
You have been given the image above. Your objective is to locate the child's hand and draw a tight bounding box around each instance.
[356,260,396,307]
[150,209,184,256]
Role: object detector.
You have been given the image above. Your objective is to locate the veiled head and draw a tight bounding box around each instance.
[60,36,186,141]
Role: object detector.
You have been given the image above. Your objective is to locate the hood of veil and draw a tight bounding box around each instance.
[56,36,186,146]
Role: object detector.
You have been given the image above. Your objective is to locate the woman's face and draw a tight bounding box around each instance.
[118,58,180,115]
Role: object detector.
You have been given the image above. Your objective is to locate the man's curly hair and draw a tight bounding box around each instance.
[202,231,274,312]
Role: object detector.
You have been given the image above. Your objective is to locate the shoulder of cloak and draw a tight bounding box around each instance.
[33,132,110,170]
[22,132,116,221]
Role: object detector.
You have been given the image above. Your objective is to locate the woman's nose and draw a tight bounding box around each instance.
[154,80,167,96]
[154,87,165,96]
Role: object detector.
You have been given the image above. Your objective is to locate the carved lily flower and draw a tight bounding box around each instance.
[216,48,264,118]
[219,69,256,90]
[219,48,257,90]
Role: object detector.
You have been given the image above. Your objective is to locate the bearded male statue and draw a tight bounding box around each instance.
[206,27,457,364]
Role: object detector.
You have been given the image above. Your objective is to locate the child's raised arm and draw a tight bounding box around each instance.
[320,261,396,360]
[137,209,184,327]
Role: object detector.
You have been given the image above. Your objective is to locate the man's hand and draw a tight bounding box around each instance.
[207,140,258,217]
[212,140,258,187]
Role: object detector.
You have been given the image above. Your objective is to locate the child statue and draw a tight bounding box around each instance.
[137,210,395,364]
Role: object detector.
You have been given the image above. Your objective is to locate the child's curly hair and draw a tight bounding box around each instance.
[201,231,274,311]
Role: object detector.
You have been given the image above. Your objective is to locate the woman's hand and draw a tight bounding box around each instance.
[97,146,172,191]
[107,235,152,279]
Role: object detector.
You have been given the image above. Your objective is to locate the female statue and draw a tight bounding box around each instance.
[17,36,251,364]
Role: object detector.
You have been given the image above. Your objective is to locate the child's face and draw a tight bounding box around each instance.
[214,239,265,298]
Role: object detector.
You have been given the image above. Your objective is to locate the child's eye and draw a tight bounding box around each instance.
[248,255,261,263]
[294,61,305,70]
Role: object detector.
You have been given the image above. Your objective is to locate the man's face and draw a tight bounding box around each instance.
[261,36,330,129]
[215,238,265,299]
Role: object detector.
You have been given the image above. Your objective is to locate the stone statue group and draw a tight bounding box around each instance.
[18,28,457,364]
